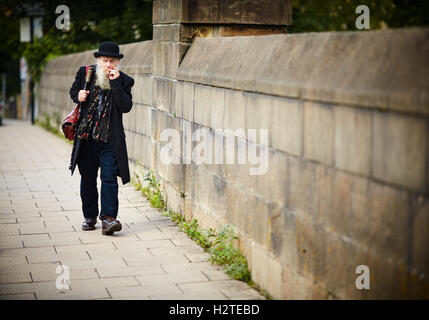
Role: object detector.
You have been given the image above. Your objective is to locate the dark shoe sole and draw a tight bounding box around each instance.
[82,225,96,231]
[102,222,122,235]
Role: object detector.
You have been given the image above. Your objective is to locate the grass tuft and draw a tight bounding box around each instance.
[133,168,252,283]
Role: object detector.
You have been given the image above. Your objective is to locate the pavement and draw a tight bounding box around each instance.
[0,119,264,300]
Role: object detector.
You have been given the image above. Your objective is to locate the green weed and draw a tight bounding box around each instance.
[132,168,252,283]
[36,114,73,145]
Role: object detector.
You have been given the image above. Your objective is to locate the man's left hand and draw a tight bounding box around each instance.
[108,67,120,80]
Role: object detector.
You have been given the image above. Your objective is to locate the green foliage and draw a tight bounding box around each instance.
[20,27,95,82]
[162,209,214,250]
[140,169,166,210]
[290,0,429,33]
[36,113,73,144]
[2,0,429,99]
[1,0,153,95]
[207,225,251,282]
[132,168,252,283]
[0,3,22,98]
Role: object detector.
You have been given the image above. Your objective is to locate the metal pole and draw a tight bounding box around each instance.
[1,73,5,106]
[30,16,35,125]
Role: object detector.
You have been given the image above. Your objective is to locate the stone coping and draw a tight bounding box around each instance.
[176,28,429,116]
[42,40,154,76]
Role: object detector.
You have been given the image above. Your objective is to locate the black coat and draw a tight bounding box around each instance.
[69,64,135,185]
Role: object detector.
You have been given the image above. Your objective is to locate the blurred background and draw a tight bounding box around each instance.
[0,0,429,300]
[1,0,428,122]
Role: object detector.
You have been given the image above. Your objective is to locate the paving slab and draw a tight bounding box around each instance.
[0,119,264,300]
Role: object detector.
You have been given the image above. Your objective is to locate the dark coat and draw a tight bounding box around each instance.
[69,64,134,185]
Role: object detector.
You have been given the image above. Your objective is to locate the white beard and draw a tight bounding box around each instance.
[95,64,111,90]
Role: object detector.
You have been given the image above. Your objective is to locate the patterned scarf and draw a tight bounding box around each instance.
[76,86,112,142]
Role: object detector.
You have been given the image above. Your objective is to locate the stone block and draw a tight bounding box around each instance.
[152,0,182,24]
[153,24,184,42]
[125,131,135,161]
[287,156,318,220]
[182,82,195,123]
[194,85,213,127]
[271,96,303,156]
[304,101,334,165]
[152,41,190,78]
[151,108,160,142]
[249,147,287,206]
[294,216,327,286]
[153,77,176,114]
[126,103,138,132]
[206,172,228,220]
[194,84,225,129]
[173,81,184,119]
[184,163,210,214]
[321,229,363,299]
[224,89,246,135]
[372,112,426,192]
[250,242,283,299]
[136,104,151,136]
[177,29,429,116]
[155,113,185,158]
[153,0,292,25]
[224,180,273,248]
[244,92,271,147]
[142,75,153,106]
[200,24,260,41]
[144,135,153,168]
[334,106,372,176]
[131,74,144,105]
[163,179,185,214]
[133,134,143,166]
[281,266,317,299]
[359,248,411,299]
[367,181,411,263]
[411,197,429,275]
[194,126,226,178]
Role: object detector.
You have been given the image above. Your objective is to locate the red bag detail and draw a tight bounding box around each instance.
[62,104,80,140]
[61,65,90,141]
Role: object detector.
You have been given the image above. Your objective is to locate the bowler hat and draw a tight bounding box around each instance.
[93,42,124,59]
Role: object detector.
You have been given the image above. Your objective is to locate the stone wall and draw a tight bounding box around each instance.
[37,21,429,299]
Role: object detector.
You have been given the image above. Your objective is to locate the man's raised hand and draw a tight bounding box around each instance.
[78,90,89,102]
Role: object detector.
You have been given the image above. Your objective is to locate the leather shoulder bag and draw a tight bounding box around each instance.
[62,65,93,140]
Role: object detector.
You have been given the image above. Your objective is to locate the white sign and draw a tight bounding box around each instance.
[20,17,31,42]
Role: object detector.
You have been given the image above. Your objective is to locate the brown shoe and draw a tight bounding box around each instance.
[101,215,122,235]
[82,217,97,231]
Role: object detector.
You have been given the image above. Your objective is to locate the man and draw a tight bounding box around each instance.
[69,42,134,235]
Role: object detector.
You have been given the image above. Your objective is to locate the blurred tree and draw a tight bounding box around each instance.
[2,0,429,96]
[290,0,429,33]
[0,4,21,98]
[0,0,153,88]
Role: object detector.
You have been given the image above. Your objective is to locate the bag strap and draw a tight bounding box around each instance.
[84,65,90,87]
[82,64,91,93]
[78,65,90,109]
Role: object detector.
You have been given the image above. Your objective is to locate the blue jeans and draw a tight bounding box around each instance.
[77,136,119,219]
